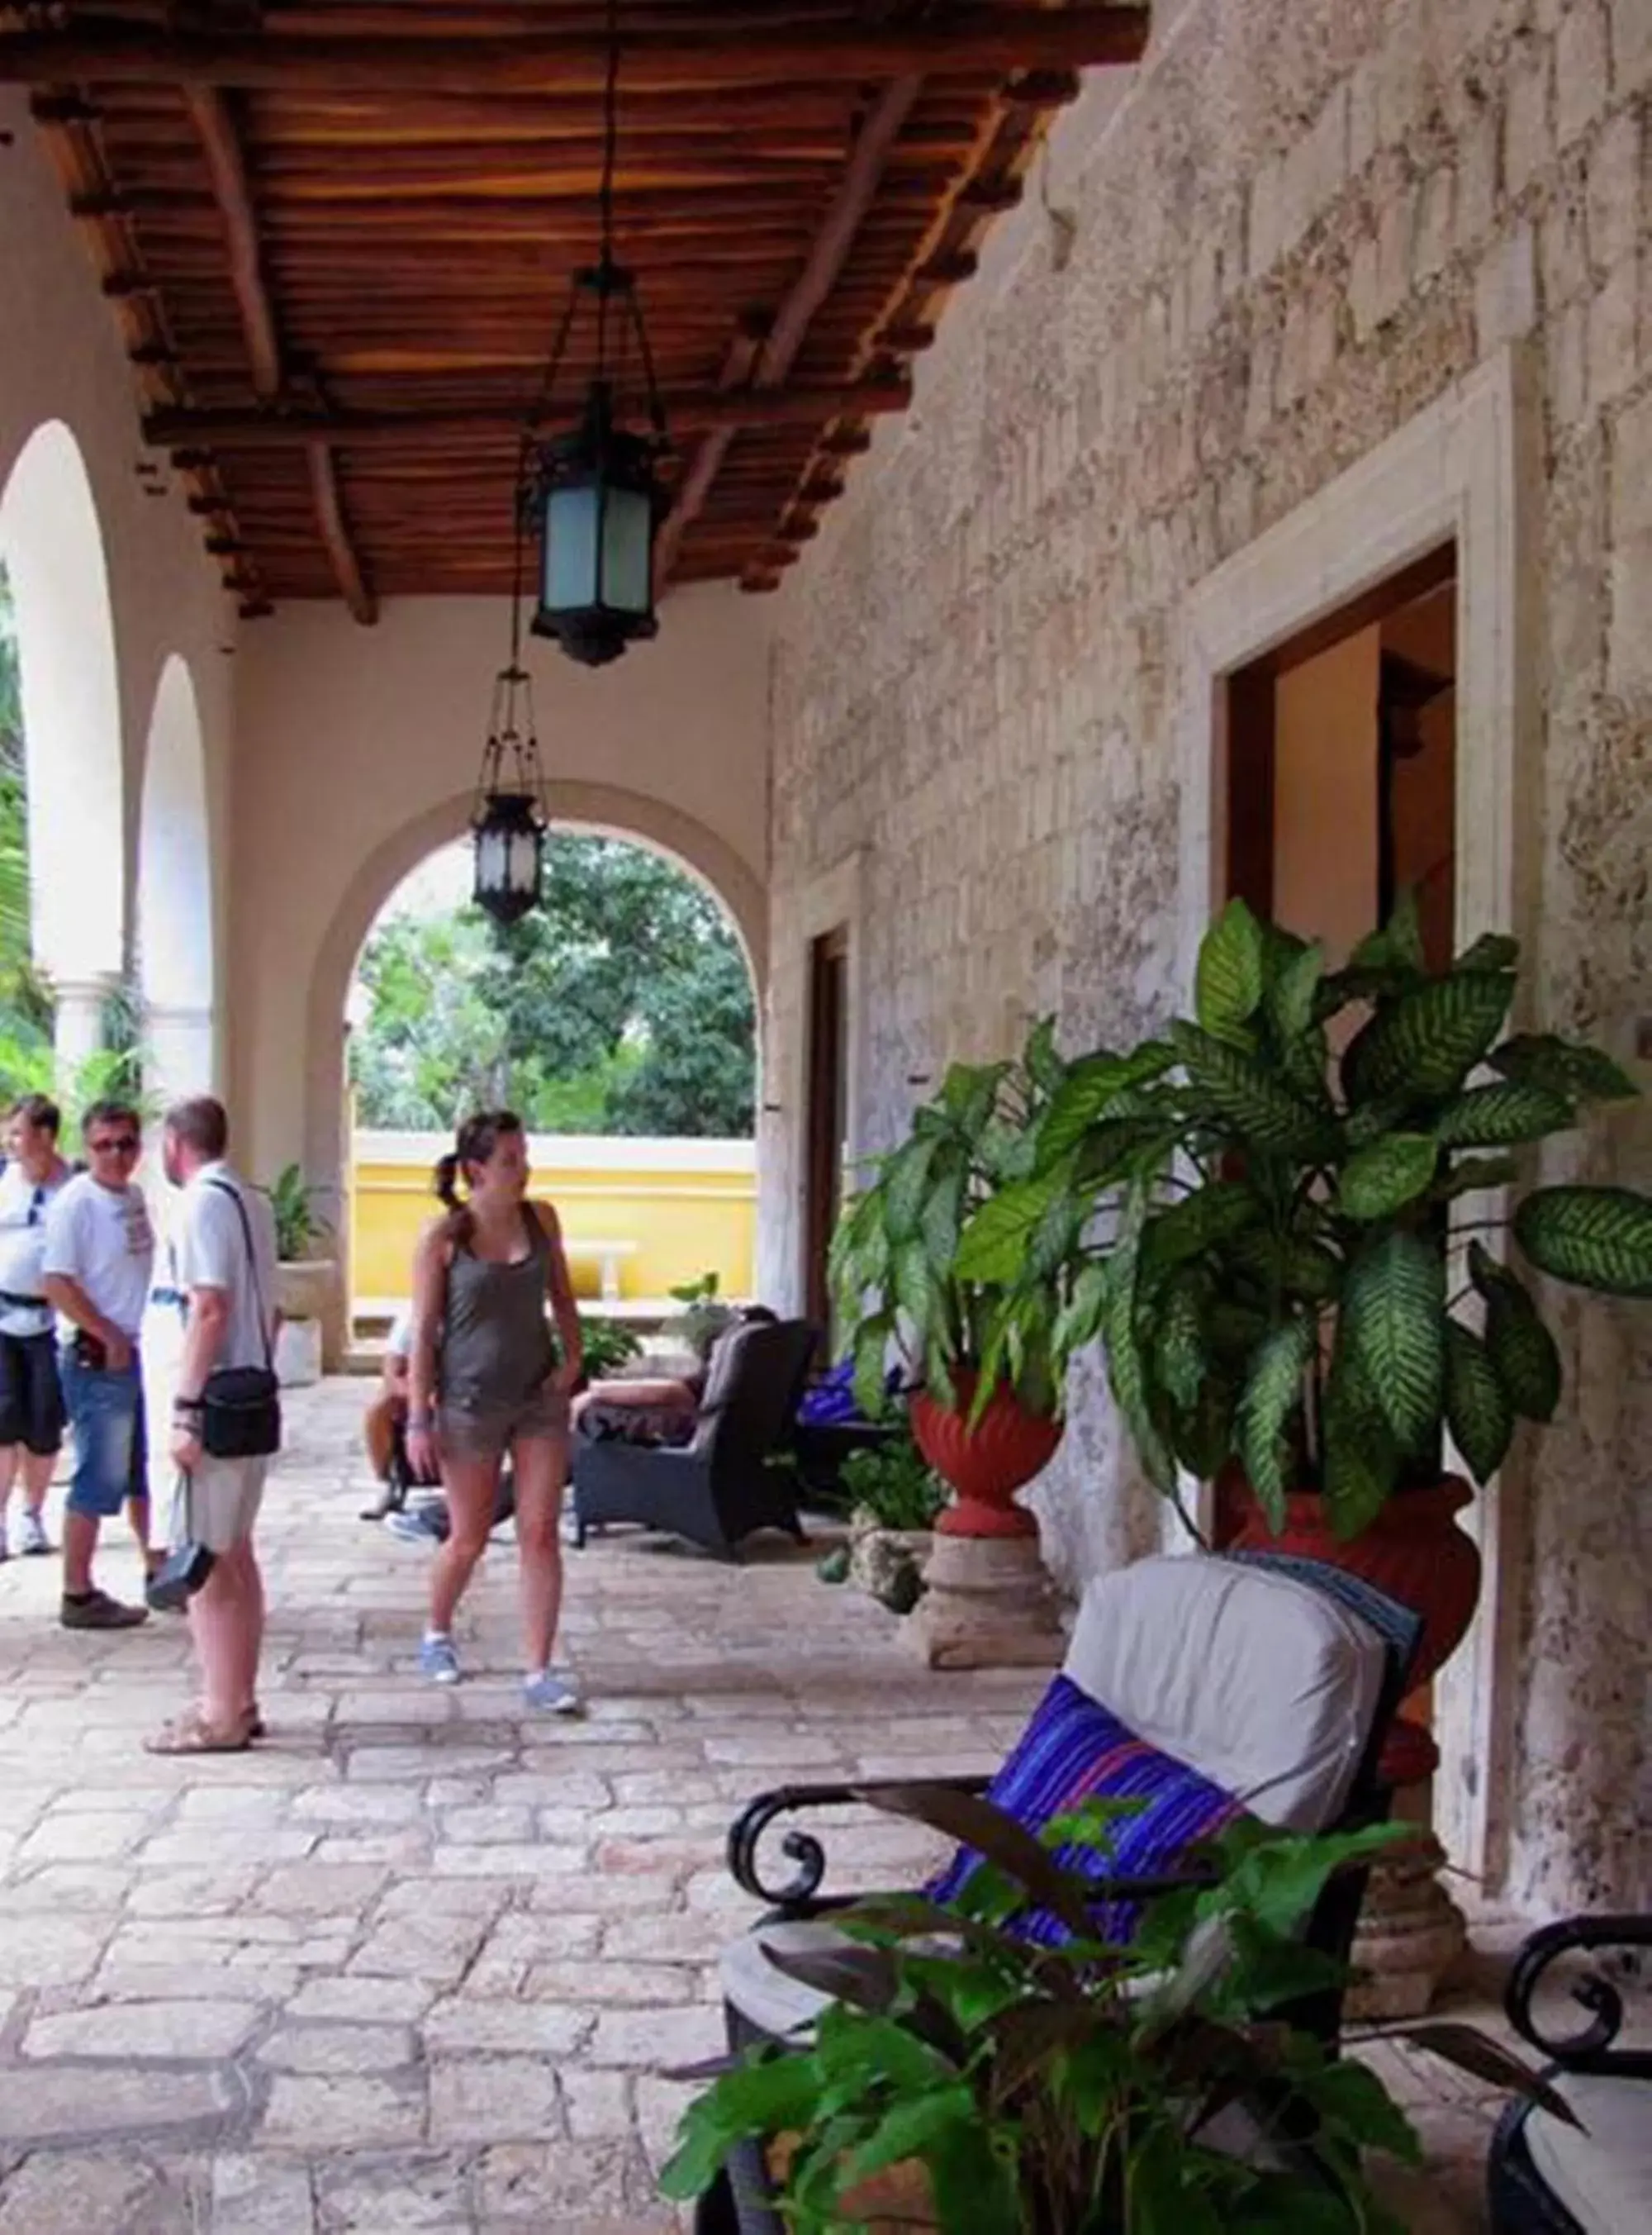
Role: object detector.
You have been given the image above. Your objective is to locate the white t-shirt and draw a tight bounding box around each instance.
[41,1172,155,1340]
[0,1161,69,1338]
[164,1162,279,1373]
[386,1306,414,1361]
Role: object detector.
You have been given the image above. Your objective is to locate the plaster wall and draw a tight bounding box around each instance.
[762,0,1652,1911]
[0,88,236,1046]
[228,587,771,1217]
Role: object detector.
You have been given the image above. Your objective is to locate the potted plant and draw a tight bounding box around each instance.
[667,1268,738,1363]
[661,1785,1561,2231]
[838,1432,947,1612]
[829,1022,1088,1541]
[956,896,1652,1688]
[268,1162,336,1386]
[577,1312,644,1380]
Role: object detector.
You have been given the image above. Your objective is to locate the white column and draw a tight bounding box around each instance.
[144,1002,218,1108]
[52,975,116,1076]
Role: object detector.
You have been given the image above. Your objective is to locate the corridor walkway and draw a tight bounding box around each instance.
[0,1381,1502,2232]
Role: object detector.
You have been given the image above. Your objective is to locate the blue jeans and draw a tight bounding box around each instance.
[59,1347,147,1520]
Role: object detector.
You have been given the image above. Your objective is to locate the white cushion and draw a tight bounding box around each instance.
[1063,1555,1386,1831]
[1526,2074,1652,2234]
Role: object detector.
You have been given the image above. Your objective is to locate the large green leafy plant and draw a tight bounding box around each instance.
[268,1163,333,1261]
[662,1784,1559,2232]
[957,898,1652,1537]
[829,1023,1085,1423]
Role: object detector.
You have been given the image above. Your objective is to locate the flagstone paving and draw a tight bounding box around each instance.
[0,1379,1507,2230]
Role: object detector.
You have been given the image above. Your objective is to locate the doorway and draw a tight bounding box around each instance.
[1224,543,1457,964]
[803,925,849,1343]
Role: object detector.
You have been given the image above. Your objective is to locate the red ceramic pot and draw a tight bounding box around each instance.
[1227,1473,1482,1698]
[911,1375,1063,1540]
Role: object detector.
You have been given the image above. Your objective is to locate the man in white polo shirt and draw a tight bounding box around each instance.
[145,1096,279,1755]
[41,1099,156,1629]
[0,1093,72,1560]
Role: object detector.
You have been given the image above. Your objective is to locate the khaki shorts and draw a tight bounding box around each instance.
[438,1385,570,1462]
[172,1453,268,1554]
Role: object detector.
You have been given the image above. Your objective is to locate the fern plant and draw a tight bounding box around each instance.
[956,897,1652,1538]
[268,1163,333,1261]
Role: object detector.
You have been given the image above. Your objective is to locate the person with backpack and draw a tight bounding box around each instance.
[142,1096,280,1755]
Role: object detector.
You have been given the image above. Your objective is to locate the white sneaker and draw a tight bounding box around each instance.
[522,1668,582,1716]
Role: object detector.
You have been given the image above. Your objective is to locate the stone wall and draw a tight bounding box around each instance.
[762,0,1651,1911]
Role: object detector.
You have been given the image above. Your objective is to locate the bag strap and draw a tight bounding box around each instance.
[204,1178,274,1374]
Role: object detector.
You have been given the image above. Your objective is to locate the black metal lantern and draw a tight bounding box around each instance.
[471,504,548,925]
[522,2,669,667]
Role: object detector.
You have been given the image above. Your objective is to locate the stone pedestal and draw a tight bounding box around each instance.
[1346,1733,1469,2021]
[906,1532,1066,1670]
[52,974,116,1075]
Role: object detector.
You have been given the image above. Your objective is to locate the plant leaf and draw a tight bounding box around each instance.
[1341,1230,1446,1455]
[1513,1185,1652,1298]
[1154,1277,1209,1412]
[1435,1082,1577,1147]
[953,1171,1066,1285]
[1322,1346,1399,1539]
[1455,932,1521,973]
[1469,1244,1562,1423]
[1196,897,1267,1040]
[1391,2024,1584,2128]
[1104,1186,1177,1491]
[894,1239,942,1339]
[1235,1318,1314,1525]
[920,1163,966,1275]
[855,1783,1094,1940]
[884,1136,939,1244]
[1444,1321,1514,1484]
[1023,1013,1064,1094]
[851,1312,896,1420]
[1341,971,1515,1106]
[1337,1133,1440,1220]
[1170,1021,1328,1154]
[1035,1043,1176,1168]
[1139,1179,1260,1279]
[1490,1032,1639,1103]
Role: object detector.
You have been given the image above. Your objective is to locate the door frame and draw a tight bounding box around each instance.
[1171,346,1543,1893]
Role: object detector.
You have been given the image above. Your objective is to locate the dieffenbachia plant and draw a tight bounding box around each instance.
[955,896,1652,1537]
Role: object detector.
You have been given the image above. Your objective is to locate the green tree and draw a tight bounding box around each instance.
[349,835,755,1137]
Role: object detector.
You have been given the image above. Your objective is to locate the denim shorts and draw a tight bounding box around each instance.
[59,1348,146,1519]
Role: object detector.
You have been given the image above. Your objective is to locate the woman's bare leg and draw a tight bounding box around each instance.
[510,1431,568,1673]
[428,1450,502,1638]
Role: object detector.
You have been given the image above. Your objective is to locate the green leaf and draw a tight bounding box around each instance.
[1322,1346,1399,1539]
[1035,1044,1175,1168]
[839,2083,979,2187]
[1139,1180,1261,1279]
[851,1313,896,1419]
[1432,1154,1521,1201]
[920,1164,966,1275]
[1023,1013,1064,1094]
[657,2052,823,2199]
[1104,1186,1177,1491]
[1341,1230,1446,1455]
[1444,1321,1514,1484]
[953,1170,1067,1285]
[1236,1319,1315,1525]
[894,1239,942,1338]
[1514,1185,1652,1297]
[883,1137,939,1244]
[1435,1082,1577,1147]
[1469,1244,1562,1423]
[1491,1032,1639,1103]
[1154,1278,1209,1412]
[1336,1133,1439,1220]
[1171,1371,1238,1480]
[1196,897,1266,1040]
[1341,970,1515,1106]
[1455,931,1521,973]
[1054,1256,1113,1357]
[1170,1021,1329,1153]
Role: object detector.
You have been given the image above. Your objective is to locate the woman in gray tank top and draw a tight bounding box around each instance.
[406,1112,585,1711]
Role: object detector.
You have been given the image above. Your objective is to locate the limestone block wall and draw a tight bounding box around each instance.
[762,0,1651,1912]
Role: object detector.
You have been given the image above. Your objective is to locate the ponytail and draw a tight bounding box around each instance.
[433,1152,463,1210]
[434,1110,524,1219]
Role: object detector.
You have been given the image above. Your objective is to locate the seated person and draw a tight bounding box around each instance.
[360,1305,415,1520]
[571,1304,777,1447]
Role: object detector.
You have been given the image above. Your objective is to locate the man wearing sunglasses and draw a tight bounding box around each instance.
[0,1095,71,1559]
[40,1101,157,1629]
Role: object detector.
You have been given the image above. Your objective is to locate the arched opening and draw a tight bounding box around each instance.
[344,827,760,1333]
[136,652,216,1101]
[0,421,124,1072]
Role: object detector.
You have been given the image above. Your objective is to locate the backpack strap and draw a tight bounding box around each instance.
[204,1178,275,1374]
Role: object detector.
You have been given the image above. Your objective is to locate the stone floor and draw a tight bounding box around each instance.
[0,1379,1513,2232]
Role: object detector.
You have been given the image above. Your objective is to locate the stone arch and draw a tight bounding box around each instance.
[136,652,217,1098]
[302,781,768,1321]
[0,419,125,1064]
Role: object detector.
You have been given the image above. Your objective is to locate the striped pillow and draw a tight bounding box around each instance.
[925,1674,1245,1947]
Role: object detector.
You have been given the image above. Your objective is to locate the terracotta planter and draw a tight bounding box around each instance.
[1226,1471,1482,1785]
[910,1375,1062,1540]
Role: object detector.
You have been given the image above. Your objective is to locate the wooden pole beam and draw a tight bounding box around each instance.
[141,377,914,449]
[656,72,923,592]
[183,86,282,397]
[0,12,1150,93]
[306,440,378,625]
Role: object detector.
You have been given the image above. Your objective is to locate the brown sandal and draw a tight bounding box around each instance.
[143,1709,254,1756]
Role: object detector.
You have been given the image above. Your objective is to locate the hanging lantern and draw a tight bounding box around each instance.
[470,503,548,925]
[471,778,544,925]
[522,5,670,668]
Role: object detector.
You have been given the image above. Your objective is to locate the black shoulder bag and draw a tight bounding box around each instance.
[199,1180,282,1460]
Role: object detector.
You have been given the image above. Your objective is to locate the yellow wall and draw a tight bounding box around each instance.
[348,1131,756,1308]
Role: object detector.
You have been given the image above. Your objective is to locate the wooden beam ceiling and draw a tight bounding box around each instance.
[12,3,1149,607]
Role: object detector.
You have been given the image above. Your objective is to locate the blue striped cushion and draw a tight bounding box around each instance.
[926,1674,1245,1947]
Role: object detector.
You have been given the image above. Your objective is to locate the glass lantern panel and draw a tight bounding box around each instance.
[475,825,509,897]
[600,484,654,616]
[506,826,542,896]
[543,483,601,613]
